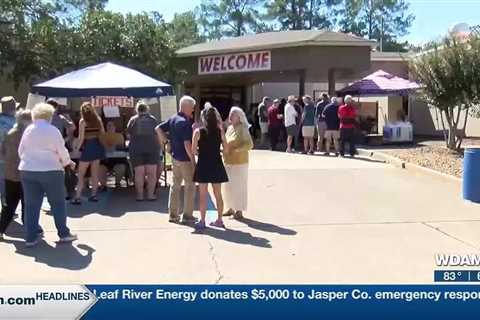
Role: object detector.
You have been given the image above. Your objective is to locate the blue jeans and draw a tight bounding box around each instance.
[0,162,5,206]
[20,171,70,242]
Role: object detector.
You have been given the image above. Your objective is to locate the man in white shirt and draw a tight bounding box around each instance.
[284,95,298,153]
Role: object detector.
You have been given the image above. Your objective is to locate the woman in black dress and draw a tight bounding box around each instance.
[192,105,229,229]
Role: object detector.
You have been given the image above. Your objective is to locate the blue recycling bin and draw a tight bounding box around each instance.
[463,147,480,203]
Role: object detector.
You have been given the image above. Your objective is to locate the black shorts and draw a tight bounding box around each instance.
[129,152,160,168]
[101,158,129,171]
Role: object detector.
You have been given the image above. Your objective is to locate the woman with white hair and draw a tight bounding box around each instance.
[18,103,77,247]
[222,107,253,219]
[338,95,358,157]
[127,101,160,201]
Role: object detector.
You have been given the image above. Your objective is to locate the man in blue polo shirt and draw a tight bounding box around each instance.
[156,96,196,224]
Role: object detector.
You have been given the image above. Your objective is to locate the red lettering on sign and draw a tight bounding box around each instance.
[261,52,270,68]
[228,56,236,70]
[220,56,228,71]
[199,51,271,74]
[213,57,221,71]
[236,55,247,70]
[247,53,261,69]
[200,57,214,73]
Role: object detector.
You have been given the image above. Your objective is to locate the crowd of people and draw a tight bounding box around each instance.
[0,91,359,247]
[255,93,358,157]
[0,94,255,246]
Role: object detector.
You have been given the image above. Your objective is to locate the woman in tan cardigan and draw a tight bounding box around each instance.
[222,107,254,219]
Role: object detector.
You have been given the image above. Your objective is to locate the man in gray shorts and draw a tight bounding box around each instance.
[257,96,271,147]
[315,93,329,152]
[284,95,298,153]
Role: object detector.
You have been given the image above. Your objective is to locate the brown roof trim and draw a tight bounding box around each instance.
[176,30,377,58]
[371,52,411,62]
[178,41,377,57]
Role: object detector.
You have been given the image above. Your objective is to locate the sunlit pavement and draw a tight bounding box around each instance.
[0,150,478,284]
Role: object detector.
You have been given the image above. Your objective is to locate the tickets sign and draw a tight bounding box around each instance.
[91,96,134,108]
[198,51,271,75]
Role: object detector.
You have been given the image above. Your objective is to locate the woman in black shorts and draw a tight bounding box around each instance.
[126,102,160,201]
[192,105,228,229]
[72,102,105,204]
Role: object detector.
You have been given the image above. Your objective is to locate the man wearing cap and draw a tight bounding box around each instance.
[47,99,76,144]
[0,97,19,207]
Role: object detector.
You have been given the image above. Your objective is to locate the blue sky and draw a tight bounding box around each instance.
[106,0,480,45]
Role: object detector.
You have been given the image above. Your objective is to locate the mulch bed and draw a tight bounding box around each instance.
[386,145,465,178]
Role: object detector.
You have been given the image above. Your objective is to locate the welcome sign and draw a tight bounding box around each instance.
[198,51,271,75]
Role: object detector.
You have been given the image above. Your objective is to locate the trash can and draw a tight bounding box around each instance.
[463,147,480,203]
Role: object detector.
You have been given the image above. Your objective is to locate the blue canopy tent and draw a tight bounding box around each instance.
[31,62,173,98]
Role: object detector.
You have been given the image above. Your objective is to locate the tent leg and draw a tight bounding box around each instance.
[158,96,168,188]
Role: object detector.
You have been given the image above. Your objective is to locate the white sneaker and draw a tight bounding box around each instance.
[25,238,40,248]
[59,234,78,243]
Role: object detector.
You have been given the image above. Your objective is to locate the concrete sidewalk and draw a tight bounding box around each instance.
[0,150,478,284]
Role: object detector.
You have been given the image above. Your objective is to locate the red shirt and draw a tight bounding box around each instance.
[338,104,357,129]
[268,106,282,128]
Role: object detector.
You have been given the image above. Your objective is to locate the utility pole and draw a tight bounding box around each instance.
[380,15,384,52]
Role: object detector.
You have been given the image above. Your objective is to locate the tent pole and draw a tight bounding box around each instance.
[158,96,167,188]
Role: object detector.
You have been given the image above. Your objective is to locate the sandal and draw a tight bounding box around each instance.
[223,209,234,217]
[71,198,81,205]
[88,195,99,202]
[194,220,206,230]
[233,211,244,220]
[209,219,225,229]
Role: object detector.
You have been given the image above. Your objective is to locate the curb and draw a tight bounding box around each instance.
[357,148,462,184]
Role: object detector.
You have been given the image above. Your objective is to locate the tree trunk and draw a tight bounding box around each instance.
[291,0,297,29]
[444,110,456,150]
[439,109,448,148]
[457,106,470,149]
[368,0,373,39]
[309,0,314,30]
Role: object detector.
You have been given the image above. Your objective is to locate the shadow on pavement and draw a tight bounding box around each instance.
[4,239,95,270]
[66,186,170,219]
[191,226,272,248]
[235,217,297,235]
[4,220,24,239]
[344,156,386,164]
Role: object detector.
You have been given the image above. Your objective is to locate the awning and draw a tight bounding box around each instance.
[31,62,173,98]
[337,70,420,96]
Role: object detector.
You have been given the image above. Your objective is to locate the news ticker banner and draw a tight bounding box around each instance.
[3,284,480,319]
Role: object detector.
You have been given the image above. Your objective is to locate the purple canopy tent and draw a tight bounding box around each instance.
[337,70,420,96]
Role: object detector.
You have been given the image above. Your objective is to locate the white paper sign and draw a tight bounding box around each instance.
[159,96,178,121]
[103,105,120,118]
[26,94,67,110]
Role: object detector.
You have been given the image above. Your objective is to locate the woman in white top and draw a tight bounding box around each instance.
[18,103,77,247]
